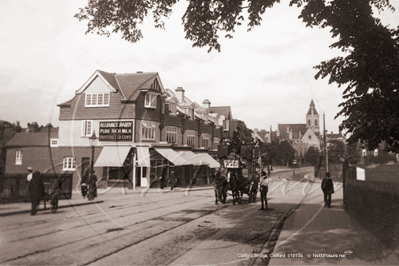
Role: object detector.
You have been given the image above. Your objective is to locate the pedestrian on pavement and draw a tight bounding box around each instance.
[81,166,89,199]
[88,170,97,201]
[321,172,334,207]
[259,171,270,211]
[28,171,44,215]
[26,167,33,182]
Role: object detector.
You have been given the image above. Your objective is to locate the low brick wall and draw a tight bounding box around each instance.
[344,166,399,248]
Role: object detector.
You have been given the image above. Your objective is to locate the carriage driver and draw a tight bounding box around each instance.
[259,171,270,211]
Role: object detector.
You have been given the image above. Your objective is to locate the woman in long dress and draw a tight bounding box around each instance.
[88,170,97,201]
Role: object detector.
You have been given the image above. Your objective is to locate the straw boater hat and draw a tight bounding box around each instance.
[27,167,33,171]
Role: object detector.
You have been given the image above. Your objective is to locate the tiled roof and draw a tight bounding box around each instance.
[209,106,232,120]
[6,132,59,147]
[115,72,161,101]
[97,70,120,92]
[278,124,307,140]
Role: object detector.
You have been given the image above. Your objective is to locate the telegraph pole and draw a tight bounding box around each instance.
[323,112,327,176]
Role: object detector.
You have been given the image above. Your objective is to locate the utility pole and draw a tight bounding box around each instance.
[323,112,327,176]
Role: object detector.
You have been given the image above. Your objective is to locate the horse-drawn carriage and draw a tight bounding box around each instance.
[214,150,260,205]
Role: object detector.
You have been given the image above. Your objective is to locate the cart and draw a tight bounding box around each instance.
[36,191,59,213]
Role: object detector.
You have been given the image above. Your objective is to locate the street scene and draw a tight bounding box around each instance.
[0,168,398,265]
[3,167,396,265]
[1,0,399,265]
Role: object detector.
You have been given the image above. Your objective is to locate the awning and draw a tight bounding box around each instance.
[175,150,213,166]
[175,150,197,163]
[137,146,151,167]
[94,146,131,167]
[154,148,186,166]
[192,152,220,168]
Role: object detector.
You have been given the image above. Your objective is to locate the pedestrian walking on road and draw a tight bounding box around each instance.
[259,171,270,211]
[321,172,334,207]
[88,170,97,201]
[29,171,44,215]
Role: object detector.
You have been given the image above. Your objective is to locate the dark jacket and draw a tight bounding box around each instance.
[28,172,45,201]
[321,178,334,194]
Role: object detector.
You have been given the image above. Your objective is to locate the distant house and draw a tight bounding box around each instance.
[5,128,59,174]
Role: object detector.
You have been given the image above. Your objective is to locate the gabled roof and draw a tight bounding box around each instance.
[60,70,164,106]
[6,132,59,147]
[209,106,232,120]
[278,124,307,140]
[115,72,163,101]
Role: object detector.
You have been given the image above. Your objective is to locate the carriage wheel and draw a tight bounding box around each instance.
[51,196,59,213]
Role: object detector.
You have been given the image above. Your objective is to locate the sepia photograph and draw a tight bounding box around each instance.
[1,0,399,265]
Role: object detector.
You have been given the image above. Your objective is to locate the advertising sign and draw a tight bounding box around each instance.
[224,159,240,168]
[99,121,133,141]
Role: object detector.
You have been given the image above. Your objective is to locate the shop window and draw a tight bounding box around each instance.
[145,93,157,108]
[85,93,110,107]
[202,133,209,148]
[166,126,177,143]
[81,120,93,137]
[187,130,195,146]
[15,150,22,165]
[108,167,123,180]
[142,121,156,140]
[63,157,76,171]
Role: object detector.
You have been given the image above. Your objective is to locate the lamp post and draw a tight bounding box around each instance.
[89,131,98,174]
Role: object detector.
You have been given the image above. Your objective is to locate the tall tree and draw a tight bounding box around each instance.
[305,145,320,166]
[76,0,399,150]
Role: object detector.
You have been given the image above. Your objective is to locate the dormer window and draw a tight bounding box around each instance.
[85,93,110,107]
[145,93,157,108]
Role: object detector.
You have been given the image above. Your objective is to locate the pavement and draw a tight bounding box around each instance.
[268,178,399,266]
[1,168,398,265]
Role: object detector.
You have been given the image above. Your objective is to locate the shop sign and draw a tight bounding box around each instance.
[99,121,133,141]
[224,159,240,168]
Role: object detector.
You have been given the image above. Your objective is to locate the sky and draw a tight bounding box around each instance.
[1,0,398,135]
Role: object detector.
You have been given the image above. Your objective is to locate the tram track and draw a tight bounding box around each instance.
[1,195,225,265]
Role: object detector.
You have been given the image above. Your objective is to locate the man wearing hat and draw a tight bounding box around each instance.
[26,167,33,182]
[259,171,270,211]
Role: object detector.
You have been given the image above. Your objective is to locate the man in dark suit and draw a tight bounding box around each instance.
[29,171,44,215]
[321,172,334,207]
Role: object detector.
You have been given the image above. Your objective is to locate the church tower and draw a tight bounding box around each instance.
[306,99,319,133]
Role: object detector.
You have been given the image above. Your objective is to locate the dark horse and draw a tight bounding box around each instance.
[226,171,241,205]
[214,169,228,204]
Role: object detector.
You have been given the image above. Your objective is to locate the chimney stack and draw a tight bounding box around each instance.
[175,87,185,103]
[202,99,211,109]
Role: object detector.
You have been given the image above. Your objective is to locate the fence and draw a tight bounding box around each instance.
[0,173,73,204]
[343,165,399,248]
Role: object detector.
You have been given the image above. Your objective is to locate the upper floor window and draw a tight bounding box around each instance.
[202,133,210,148]
[308,135,312,140]
[308,119,311,126]
[85,93,110,107]
[223,120,230,132]
[142,121,156,140]
[145,93,157,108]
[169,103,177,115]
[187,130,195,146]
[81,120,93,137]
[63,157,76,171]
[315,120,318,126]
[166,126,177,143]
[50,139,59,147]
[15,150,22,165]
